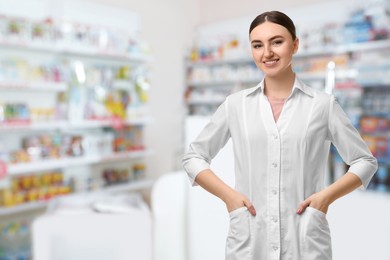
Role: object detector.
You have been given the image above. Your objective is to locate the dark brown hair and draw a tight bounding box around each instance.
[249,11,296,40]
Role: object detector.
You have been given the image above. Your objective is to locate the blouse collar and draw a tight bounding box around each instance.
[245,76,315,98]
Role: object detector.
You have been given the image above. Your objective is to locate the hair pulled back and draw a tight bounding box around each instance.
[249,11,296,40]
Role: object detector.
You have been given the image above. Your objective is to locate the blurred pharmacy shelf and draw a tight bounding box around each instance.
[0,117,153,132]
[187,98,226,106]
[334,39,390,54]
[298,69,358,82]
[187,78,260,88]
[0,200,47,216]
[0,8,153,260]
[186,57,253,68]
[0,40,149,64]
[7,149,153,175]
[0,178,155,216]
[295,39,390,57]
[112,80,134,90]
[0,81,68,92]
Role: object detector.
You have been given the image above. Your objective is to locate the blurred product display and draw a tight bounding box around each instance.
[0,171,71,208]
[102,163,146,187]
[0,9,153,259]
[0,14,149,56]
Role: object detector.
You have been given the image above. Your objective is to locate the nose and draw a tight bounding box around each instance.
[264,45,273,57]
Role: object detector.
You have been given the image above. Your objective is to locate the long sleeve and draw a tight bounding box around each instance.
[327,95,378,189]
[182,100,231,186]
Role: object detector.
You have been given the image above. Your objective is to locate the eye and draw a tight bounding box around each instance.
[272,40,283,46]
[252,43,263,49]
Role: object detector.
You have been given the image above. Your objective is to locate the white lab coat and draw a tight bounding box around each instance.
[182,77,378,260]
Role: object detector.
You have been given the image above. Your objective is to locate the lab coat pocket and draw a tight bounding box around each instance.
[226,207,251,260]
[301,207,332,260]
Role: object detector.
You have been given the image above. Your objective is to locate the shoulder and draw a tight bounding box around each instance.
[311,87,332,101]
[297,78,333,105]
[226,84,260,103]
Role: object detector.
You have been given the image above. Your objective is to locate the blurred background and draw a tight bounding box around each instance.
[0,0,389,259]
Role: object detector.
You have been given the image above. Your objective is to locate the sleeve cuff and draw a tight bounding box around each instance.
[348,159,378,190]
[183,158,211,186]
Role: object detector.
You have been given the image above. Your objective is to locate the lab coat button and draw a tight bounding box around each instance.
[272,162,278,168]
[273,246,279,251]
[273,135,278,140]
[272,217,278,223]
[271,190,277,195]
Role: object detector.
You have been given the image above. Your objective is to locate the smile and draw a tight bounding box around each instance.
[263,59,279,65]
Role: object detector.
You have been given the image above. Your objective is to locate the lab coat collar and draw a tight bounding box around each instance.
[245,75,314,98]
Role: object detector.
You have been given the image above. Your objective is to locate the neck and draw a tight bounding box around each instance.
[264,69,295,99]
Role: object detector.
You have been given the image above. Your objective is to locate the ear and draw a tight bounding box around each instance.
[293,38,299,54]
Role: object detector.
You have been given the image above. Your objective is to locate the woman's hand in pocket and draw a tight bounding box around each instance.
[296,191,331,215]
[223,190,256,216]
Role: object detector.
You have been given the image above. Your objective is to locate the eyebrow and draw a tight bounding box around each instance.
[251,35,284,44]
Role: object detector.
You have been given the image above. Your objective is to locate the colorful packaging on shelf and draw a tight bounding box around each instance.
[8,133,83,164]
[362,135,389,161]
[360,116,390,133]
[0,14,148,56]
[0,171,71,207]
[102,167,131,186]
[113,126,144,152]
[0,103,30,123]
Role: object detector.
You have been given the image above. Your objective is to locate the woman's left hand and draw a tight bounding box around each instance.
[296,191,331,215]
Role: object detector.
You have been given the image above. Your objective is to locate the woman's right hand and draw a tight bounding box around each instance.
[224,190,256,216]
[192,170,256,216]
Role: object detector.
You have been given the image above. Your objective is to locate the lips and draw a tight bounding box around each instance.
[263,59,279,65]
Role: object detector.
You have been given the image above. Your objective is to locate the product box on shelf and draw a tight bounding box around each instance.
[113,126,144,152]
[101,163,146,186]
[0,171,71,208]
[360,116,390,133]
[362,135,389,163]
[102,168,132,186]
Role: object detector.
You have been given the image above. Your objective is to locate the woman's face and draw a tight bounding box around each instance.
[250,21,299,78]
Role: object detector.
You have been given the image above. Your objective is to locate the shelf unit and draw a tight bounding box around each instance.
[0,81,68,92]
[0,178,155,216]
[0,40,149,64]
[185,57,262,115]
[0,34,153,213]
[7,149,153,175]
[0,118,152,132]
[188,78,260,88]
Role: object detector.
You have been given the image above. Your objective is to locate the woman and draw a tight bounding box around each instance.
[182,11,377,260]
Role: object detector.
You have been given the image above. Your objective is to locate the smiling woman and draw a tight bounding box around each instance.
[183,10,378,260]
[249,11,299,98]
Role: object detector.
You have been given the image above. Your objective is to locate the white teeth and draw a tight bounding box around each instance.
[264,60,277,64]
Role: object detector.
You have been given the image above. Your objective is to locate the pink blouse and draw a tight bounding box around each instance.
[267,96,285,123]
